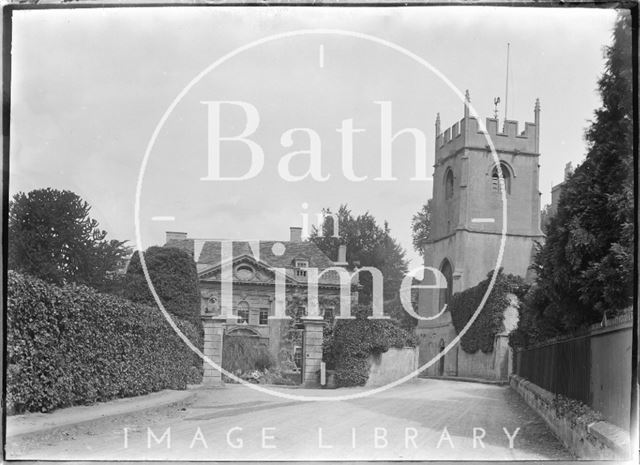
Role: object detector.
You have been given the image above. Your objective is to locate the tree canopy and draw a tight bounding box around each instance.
[8,188,129,290]
[124,246,201,328]
[517,13,633,340]
[309,205,414,327]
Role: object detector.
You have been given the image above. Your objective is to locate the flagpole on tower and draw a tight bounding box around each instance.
[504,43,510,123]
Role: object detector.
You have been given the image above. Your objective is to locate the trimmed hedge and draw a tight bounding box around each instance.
[124,246,202,329]
[449,269,528,354]
[323,305,417,387]
[7,271,202,415]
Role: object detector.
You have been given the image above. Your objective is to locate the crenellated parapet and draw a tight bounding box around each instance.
[435,95,540,162]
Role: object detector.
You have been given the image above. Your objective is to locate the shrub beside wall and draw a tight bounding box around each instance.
[222,337,275,375]
[323,305,417,387]
[6,271,202,415]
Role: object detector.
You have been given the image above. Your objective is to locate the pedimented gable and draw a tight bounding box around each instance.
[198,254,297,286]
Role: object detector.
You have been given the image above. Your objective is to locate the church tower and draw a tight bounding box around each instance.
[416,92,544,374]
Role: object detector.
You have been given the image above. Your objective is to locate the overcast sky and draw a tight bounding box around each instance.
[10,6,618,270]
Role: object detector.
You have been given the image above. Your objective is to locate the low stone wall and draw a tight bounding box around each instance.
[456,334,511,381]
[365,347,419,387]
[510,375,630,460]
[456,348,497,380]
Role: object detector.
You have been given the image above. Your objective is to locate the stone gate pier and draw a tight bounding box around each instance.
[201,314,226,388]
[301,317,326,388]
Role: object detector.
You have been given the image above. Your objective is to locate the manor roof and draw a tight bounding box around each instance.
[164,238,344,286]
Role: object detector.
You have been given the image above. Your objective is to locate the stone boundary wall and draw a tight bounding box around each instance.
[365,347,419,387]
[456,334,511,381]
[510,375,630,460]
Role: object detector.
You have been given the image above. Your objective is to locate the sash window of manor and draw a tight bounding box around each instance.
[236,301,250,324]
[259,308,269,326]
[294,305,307,322]
[323,306,335,322]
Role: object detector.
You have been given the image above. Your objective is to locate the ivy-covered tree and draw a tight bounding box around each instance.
[124,246,201,328]
[523,13,633,336]
[449,269,528,354]
[8,188,128,290]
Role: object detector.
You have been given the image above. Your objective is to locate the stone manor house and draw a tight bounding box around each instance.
[165,227,356,367]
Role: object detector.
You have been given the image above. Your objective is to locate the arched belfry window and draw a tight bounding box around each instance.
[491,163,511,195]
[444,169,454,200]
[439,259,453,310]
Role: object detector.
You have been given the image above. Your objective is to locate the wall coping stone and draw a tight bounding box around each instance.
[510,374,630,460]
[588,421,631,456]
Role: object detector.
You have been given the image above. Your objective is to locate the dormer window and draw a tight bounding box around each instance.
[294,259,308,278]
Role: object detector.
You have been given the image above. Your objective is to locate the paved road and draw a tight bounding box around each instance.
[8,379,572,461]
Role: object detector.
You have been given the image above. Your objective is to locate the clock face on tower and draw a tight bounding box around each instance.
[135,29,511,399]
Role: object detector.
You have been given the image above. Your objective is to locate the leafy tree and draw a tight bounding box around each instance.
[509,283,564,350]
[522,13,633,337]
[309,205,413,327]
[8,188,128,289]
[411,199,433,255]
[124,246,201,328]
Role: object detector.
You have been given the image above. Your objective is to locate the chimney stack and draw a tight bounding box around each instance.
[289,227,302,243]
[166,231,188,243]
[335,244,348,266]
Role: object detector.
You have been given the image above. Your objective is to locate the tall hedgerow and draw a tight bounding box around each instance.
[124,246,201,329]
[6,271,201,415]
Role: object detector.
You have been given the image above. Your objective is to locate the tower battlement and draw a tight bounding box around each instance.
[435,96,540,161]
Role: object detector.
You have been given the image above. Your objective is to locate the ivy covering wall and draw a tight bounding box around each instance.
[6,271,202,415]
[323,305,417,387]
[449,270,528,354]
